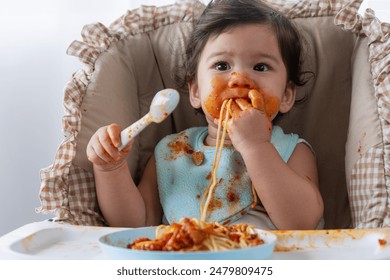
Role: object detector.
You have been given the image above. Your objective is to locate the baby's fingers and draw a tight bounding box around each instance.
[248,89,265,111]
[229,101,242,119]
[87,144,111,165]
[107,123,123,149]
[97,128,121,160]
[120,139,134,154]
[235,98,252,111]
[86,134,112,165]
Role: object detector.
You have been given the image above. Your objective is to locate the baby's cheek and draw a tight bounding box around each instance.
[264,96,280,119]
[204,94,223,119]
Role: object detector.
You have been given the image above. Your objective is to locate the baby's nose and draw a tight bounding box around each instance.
[227,72,255,89]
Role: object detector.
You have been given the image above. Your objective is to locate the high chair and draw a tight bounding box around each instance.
[37,0,390,230]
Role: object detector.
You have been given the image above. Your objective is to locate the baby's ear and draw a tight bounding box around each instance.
[279,82,296,113]
[188,81,201,109]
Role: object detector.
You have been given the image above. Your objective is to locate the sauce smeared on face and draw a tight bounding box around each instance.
[204,75,281,119]
[204,76,225,119]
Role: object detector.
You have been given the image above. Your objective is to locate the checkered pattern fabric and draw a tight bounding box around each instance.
[37,0,389,228]
[349,145,387,228]
[267,0,352,18]
[333,3,390,228]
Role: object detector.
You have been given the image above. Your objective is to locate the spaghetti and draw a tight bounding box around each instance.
[128,98,262,252]
[200,98,257,221]
[128,217,263,251]
[200,99,232,222]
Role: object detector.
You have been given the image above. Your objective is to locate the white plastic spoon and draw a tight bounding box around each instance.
[118,88,180,151]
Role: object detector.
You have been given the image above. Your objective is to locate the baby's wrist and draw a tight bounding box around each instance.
[238,140,273,157]
[93,159,128,173]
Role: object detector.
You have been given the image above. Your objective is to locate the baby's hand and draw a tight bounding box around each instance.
[226,90,272,153]
[86,123,132,171]
[228,89,267,118]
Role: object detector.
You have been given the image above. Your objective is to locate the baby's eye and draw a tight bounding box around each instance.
[253,63,269,72]
[214,61,231,71]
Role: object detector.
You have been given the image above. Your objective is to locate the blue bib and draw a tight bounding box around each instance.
[155,126,299,224]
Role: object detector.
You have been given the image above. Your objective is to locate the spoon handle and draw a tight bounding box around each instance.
[118,113,152,151]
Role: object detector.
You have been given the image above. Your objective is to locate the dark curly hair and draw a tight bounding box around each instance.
[176,0,308,91]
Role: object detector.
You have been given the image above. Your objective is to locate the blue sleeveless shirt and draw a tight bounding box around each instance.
[155,126,299,225]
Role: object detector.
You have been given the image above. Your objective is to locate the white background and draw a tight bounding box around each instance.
[0,0,176,236]
[0,0,388,236]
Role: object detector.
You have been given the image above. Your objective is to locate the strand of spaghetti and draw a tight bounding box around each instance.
[201,99,232,221]
[251,184,258,208]
[205,99,232,216]
[199,99,228,211]
[214,236,238,249]
[199,99,230,220]
[200,99,230,220]
[210,235,218,251]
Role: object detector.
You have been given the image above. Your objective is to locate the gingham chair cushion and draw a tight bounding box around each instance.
[37,0,390,229]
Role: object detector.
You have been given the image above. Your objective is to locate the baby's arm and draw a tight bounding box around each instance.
[228,108,323,230]
[243,140,323,230]
[87,124,162,227]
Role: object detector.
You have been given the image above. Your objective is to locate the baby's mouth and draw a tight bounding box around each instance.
[205,75,280,120]
[219,87,250,101]
[232,97,252,108]
[204,89,253,120]
[206,88,280,120]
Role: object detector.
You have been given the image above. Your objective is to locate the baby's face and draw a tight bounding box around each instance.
[189,23,295,123]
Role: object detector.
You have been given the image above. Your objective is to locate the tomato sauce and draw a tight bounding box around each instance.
[166,131,194,160]
[204,75,280,119]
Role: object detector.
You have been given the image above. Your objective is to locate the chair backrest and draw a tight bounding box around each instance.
[37,0,390,229]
